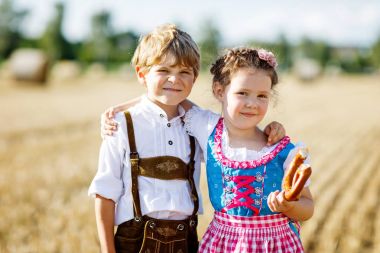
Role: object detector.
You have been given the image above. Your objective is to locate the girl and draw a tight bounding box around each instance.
[184,47,314,252]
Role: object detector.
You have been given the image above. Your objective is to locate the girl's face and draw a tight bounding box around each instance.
[215,67,272,131]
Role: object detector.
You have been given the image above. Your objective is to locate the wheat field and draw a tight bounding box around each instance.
[0,73,379,253]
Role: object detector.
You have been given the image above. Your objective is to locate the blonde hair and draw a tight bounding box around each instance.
[132,24,200,78]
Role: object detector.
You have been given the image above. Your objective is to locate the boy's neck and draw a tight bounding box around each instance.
[147,97,179,120]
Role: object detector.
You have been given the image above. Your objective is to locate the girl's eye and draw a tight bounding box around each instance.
[158,69,168,73]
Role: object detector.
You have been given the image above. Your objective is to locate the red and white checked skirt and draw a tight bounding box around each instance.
[198,211,304,253]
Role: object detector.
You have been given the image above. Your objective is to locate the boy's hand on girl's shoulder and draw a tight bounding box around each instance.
[264,121,286,146]
[100,107,119,138]
[267,190,295,213]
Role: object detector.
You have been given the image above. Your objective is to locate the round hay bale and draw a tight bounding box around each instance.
[293,58,321,82]
[9,48,49,83]
[49,60,82,84]
[84,63,107,80]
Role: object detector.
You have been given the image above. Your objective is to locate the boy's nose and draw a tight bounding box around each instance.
[167,75,178,84]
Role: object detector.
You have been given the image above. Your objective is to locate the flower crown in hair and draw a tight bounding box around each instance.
[257,49,277,68]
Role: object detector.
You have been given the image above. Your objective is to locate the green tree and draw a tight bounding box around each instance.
[39,2,75,61]
[110,31,139,64]
[79,11,113,64]
[0,0,28,60]
[298,37,332,68]
[371,34,380,69]
[198,20,222,71]
[275,34,293,71]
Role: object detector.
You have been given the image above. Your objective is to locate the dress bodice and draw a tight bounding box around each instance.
[206,118,295,216]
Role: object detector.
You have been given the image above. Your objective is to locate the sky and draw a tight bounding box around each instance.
[11,0,380,47]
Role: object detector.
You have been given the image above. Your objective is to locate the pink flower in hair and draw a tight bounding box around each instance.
[257,49,278,68]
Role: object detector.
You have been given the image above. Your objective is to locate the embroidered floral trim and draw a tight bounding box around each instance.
[183,106,200,136]
[213,118,290,169]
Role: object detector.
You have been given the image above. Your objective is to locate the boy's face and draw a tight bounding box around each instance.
[138,54,196,108]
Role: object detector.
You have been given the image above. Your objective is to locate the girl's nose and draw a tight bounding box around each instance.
[246,99,258,108]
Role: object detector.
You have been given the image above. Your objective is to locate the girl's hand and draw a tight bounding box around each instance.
[100,107,119,138]
[267,190,295,213]
[264,121,286,146]
[100,97,143,138]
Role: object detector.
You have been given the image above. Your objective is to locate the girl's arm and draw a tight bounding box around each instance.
[267,187,314,221]
[101,96,142,137]
[101,98,197,137]
[95,195,117,253]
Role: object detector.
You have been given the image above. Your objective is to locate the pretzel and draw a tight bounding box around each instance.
[282,148,312,201]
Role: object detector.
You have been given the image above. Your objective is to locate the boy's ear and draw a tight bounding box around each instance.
[213,82,224,102]
[135,66,146,85]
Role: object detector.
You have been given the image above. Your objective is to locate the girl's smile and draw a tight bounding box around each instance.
[216,67,272,139]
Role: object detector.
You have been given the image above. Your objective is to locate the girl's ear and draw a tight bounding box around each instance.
[213,82,225,102]
[135,66,146,85]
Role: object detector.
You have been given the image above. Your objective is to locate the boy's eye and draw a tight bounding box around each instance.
[258,94,269,100]
[237,91,248,96]
[180,69,193,75]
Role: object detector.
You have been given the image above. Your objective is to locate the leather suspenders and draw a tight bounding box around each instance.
[124,111,199,222]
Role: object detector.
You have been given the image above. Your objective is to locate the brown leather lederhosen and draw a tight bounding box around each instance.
[115,111,199,253]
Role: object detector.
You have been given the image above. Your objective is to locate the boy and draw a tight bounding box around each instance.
[89,23,203,253]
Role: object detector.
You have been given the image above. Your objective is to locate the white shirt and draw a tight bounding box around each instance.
[184,107,311,184]
[88,96,203,225]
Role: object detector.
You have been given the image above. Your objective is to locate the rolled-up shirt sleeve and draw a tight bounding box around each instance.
[88,113,129,203]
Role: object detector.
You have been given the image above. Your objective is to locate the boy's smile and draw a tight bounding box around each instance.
[137,54,196,119]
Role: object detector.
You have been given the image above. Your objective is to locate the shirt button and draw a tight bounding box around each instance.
[160,114,164,118]
[168,140,173,145]
[167,123,171,127]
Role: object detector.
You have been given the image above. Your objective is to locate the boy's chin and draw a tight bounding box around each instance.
[151,97,184,107]
[158,97,185,106]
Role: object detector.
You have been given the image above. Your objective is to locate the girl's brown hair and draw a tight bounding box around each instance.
[210,47,278,90]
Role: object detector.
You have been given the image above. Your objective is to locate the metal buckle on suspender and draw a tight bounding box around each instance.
[130,152,139,166]
[130,152,139,159]
[189,219,196,227]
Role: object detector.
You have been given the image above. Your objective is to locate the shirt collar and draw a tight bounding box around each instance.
[140,95,185,122]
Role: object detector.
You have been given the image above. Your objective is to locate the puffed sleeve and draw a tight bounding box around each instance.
[283,142,311,187]
[183,106,220,152]
[88,112,130,203]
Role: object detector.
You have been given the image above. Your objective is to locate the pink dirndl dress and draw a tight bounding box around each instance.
[199,211,303,253]
[198,119,305,253]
